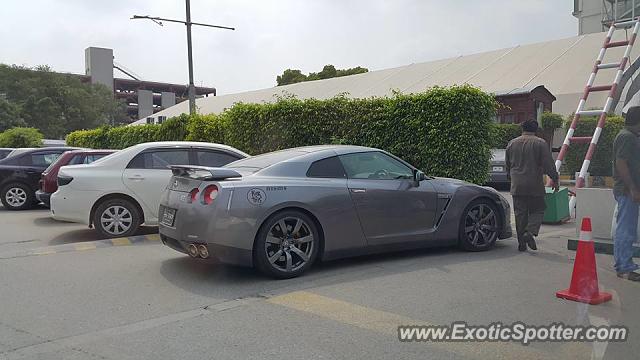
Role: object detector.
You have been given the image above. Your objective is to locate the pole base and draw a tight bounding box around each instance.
[556,289,612,305]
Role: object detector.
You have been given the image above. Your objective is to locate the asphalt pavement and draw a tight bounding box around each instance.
[0,193,639,360]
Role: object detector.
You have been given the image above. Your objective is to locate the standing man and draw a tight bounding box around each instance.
[613,106,640,281]
[506,120,559,252]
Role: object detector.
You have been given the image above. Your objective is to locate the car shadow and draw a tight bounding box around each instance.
[158,240,539,299]
[0,203,50,212]
[48,226,159,245]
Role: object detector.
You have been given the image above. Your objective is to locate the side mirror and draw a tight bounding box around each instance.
[413,170,426,186]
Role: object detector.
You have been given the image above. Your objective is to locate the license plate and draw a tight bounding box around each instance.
[161,207,176,227]
[492,166,504,172]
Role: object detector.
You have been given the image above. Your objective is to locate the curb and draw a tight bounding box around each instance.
[0,233,160,260]
[567,238,640,258]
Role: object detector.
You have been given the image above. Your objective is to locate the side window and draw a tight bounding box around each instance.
[339,152,413,180]
[127,150,190,169]
[149,150,189,169]
[195,150,240,167]
[127,153,146,169]
[307,156,347,178]
[29,152,61,167]
[84,154,108,164]
[68,155,85,165]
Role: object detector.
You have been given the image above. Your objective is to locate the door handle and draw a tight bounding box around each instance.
[350,188,366,193]
[127,175,145,181]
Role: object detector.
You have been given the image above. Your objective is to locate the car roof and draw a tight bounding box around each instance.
[126,141,249,156]
[66,149,116,154]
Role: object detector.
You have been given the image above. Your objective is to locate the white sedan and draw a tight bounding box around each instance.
[51,141,248,238]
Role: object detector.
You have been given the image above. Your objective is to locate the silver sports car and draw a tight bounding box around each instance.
[159,145,512,278]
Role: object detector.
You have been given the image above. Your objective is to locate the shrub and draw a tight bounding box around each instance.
[562,115,624,177]
[540,111,563,130]
[156,114,189,141]
[220,85,497,183]
[185,113,227,143]
[66,85,497,183]
[0,127,43,147]
[490,124,521,148]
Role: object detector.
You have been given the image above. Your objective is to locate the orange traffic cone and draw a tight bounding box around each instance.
[556,217,612,305]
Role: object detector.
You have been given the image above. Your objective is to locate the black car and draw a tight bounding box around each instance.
[0,148,14,160]
[488,149,509,186]
[0,147,79,210]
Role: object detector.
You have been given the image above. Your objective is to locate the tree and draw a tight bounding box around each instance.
[0,127,43,147]
[0,64,127,138]
[276,69,308,86]
[0,98,26,131]
[276,64,369,86]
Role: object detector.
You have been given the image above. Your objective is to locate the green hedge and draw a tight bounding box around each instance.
[563,115,624,177]
[0,127,43,147]
[67,85,497,184]
[490,124,521,148]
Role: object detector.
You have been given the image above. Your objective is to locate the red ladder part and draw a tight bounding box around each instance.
[552,18,640,215]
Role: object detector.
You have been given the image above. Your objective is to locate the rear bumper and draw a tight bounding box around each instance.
[159,231,253,267]
[50,188,99,225]
[35,191,51,207]
[488,172,510,184]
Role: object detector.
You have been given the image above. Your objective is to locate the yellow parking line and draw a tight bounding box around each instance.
[74,243,97,251]
[146,234,160,241]
[268,291,584,360]
[31,249,57,256]
[112,238,131,246]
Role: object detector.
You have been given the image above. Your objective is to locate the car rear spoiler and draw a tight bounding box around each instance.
[169,165,242,180]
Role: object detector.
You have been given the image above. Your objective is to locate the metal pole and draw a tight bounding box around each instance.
[185,0,196,115]
[131,7,233,117]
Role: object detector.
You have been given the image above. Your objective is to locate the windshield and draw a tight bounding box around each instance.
[491,149,506,161]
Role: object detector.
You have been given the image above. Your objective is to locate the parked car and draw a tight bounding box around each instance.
[0,148,14,160]
[487,149,509,186]
[36,149,116,207]
[159,145,512,278]
[4,148,37,158]
[0,147,79,210]
[51,142,249,238]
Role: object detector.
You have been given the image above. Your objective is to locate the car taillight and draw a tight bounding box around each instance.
[57,176,73,186]
[189,188,199,203]
[202,185,218,205]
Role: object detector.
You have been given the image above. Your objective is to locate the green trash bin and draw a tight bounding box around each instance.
[543,187,570,224]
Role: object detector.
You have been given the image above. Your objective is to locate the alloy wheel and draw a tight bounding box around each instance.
[5,187,27,207]
[264,216,315,273]
[100,205,133,236]
[464,203,498,247]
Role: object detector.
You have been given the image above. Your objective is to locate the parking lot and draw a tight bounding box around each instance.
[1,191,639,360]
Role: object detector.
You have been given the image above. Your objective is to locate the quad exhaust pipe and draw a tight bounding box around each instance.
[187,243,209,259]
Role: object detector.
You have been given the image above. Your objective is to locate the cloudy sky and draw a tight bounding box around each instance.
[0,0,576,95]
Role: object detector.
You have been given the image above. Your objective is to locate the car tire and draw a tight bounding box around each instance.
[458,199,499,252]
[1,183,35,210]
[254,210,320,279]
[93,198,141,239]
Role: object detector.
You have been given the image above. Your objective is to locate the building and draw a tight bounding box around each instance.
[80,47,215,122]
[574,0,640,35]
[495,86,556,124]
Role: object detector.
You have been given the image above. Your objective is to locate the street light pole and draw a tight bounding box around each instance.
[185,0,196,114]
[132,1,235,115]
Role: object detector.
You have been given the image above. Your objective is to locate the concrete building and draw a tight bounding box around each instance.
[574,0,640,34]
[79,47,216,122]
